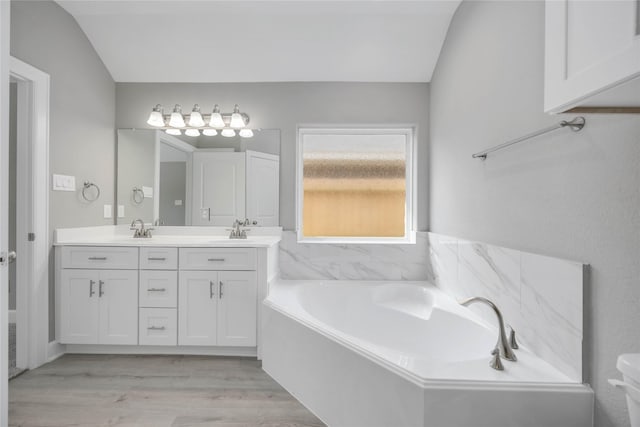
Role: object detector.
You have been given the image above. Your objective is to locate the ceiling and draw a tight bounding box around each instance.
[56,0,461,83]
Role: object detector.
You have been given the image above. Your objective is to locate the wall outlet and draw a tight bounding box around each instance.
[52,174,76,192]
[200,208,210,221]
[103,204,112,219]
[174,200,183,206]
[117,205,125,218]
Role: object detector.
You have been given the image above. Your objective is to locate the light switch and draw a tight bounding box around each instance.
[142,186,153,198]
[103,204,112,219]
[200,208,210,220]
[52,174,76,192]
[117,205,125,218]
[174,200,183,206]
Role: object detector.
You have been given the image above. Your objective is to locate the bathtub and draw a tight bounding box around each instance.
[262,280,593,427]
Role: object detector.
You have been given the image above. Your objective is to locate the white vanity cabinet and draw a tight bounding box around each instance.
[59,247,139,345]
[138,247,178,346]
[178,248,258,347]
[191,150,280,226]
[544,0,640,113]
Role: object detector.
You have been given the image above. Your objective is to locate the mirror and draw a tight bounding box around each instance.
[116,128,280,226]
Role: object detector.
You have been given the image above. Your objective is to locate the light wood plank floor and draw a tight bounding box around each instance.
[9,354,325,427]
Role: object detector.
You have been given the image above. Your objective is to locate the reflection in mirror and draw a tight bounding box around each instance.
[116,129,280,226]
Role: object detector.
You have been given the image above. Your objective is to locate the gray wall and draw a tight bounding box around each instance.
[116,82,430,231]
[11,0,116,340]
[159,162,187,226]
[429,2,640,426]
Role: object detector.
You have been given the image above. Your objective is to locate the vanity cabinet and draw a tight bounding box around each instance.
[544,0,640,113]
[60,269,138,345]
[191,150,279,226]
[178,248,258,347]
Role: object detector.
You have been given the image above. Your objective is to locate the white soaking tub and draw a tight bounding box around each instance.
[262,280,593,427]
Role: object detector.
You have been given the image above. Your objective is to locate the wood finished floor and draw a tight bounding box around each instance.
[9,354,325,427]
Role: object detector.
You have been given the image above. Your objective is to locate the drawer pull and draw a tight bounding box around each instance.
[219,281,223,299]
[148,288,166,292]
[147,326,166,331]
[207,258,225,262]
[209,280,215,299]
[99,280,105,297]
[88,256,107,261]
[89,280,96,297]
[147,257,167,261]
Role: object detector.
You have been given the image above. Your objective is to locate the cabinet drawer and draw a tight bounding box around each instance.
[179,248,256,271]
[139,247,178,270]
[139,308,177,346]
[139,270,178,308]
[61,246,138,270]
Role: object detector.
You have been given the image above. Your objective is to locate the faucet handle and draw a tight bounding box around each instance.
[490,348,504,371]
[508,326,519,350]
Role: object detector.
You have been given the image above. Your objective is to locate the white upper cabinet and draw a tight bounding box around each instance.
[545,0,640,113]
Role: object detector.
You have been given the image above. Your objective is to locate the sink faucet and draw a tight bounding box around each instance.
[459,296,517,369]
[130,219,153,238]
[229,219,248,239]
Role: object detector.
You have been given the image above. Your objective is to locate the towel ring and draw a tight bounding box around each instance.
[82,181,100,202]
[132,187,145,205]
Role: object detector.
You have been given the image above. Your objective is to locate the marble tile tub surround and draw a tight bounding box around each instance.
[428,232,586,383]
[279,231,433,281]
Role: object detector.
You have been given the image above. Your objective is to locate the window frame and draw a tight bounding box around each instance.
[296,125,417,244]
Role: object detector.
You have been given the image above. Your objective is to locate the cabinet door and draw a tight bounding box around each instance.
[178,271,218,346]
[60,270,99,344]
[217,271,257,347]
[545,0,640,112]
[192,152,245,226]
[98,270,138,345]
[139,270,178,308]
[246,150,280,226]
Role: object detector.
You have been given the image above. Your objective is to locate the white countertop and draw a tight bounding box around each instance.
[53,225,282,248]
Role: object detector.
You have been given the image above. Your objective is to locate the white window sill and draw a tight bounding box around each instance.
[296,232,416,245]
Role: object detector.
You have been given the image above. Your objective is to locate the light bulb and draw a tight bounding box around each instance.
[239,129,254,138]
[202,129,218,136]
[185,128,200,137]
[168,104,186,128]
[209,104,225,128]
[221,128,236,138]
[188,104,205,127]
[165,128,181,135]
[146,104,165,127]
[229,104,246,129]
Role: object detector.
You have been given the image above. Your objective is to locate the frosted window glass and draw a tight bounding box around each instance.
[302,133,407,238]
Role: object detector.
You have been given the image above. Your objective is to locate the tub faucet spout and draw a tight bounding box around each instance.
[459,296,517,364]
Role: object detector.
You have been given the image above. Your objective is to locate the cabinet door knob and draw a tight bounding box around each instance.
[99,280,105,297]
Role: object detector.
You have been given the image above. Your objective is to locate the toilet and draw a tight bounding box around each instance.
[610,353,640,427]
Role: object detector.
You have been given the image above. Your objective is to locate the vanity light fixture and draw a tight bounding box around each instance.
[221,128,236,138]
[168,104,186,128]
[146,103,253,137]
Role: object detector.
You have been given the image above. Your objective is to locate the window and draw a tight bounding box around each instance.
[297,127,415,243]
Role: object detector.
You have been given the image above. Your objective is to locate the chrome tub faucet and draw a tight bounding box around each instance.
[459,296,518,370]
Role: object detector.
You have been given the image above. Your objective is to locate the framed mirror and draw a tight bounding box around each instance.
[116,128,280,226]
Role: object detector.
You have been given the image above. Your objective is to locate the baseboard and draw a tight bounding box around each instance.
[65,344,257,357]
[47,341,65,363]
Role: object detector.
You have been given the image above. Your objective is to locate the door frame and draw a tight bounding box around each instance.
[10,56,52,370]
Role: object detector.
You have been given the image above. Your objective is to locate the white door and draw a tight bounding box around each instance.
[98,270,138,345]
[59,270,99,344]
[178,271,218,345]
[217,271,257,347]
[192,152,245,226]
[246,150,279,226]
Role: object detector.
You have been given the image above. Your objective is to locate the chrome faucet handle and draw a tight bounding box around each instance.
[508,326,519,350]
[490,347,504,371]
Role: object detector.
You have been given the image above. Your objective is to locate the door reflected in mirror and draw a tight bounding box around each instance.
[116,129,280,227]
